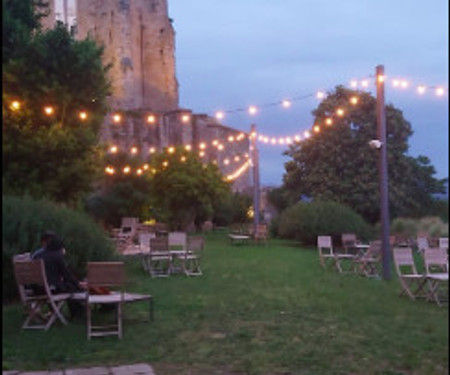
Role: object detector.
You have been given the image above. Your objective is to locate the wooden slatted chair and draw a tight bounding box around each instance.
[86,262,125,339]
[353,240,382,278]
[254,224,268,245]
[423,248,448,306]
[169,232,187,274]
[182,235,204,276]
[13,258,71,331]
[341,233,358,255]
[148,237,172,278]
[317,236,355,273]
[392,247,427,300]
[138,232,156,271]
[439,237,448,252]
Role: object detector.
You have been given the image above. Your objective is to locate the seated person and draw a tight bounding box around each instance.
[34,236,84,318]
[31,230,56,259]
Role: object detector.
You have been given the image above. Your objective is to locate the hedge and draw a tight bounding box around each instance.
[3,195,117,301]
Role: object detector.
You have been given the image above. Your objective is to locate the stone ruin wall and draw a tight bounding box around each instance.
[40,0,251,191]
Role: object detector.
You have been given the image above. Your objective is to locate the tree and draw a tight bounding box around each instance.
[148,149,231,230]
[282,86,446,223]
[3,21,111,204]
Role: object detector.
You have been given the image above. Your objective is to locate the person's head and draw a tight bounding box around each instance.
[41,231,56,247]
[46,237,65,253]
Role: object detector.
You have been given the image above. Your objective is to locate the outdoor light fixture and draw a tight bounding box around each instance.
[369,139,383,149]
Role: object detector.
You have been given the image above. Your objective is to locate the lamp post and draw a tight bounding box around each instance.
[250,124,261,234]
[375,65,391,280]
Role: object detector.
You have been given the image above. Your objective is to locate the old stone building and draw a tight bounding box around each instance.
[41,0,251,191]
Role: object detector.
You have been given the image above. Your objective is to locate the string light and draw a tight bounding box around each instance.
[130,147,138,154]
[350,96,359,105]
[316,91,326,99]
[79,111,88,120]
[147,115,156,124]
[248,106,258,115]
[417,86,427,95]
[112,114,121,123]
[215,111,225,120]
[10,101,21,111]
[436,87,445,96]
[181,114,190,123]
[123,166,131,174]
[282,100,291,108]
[336,108,345,117]
[44,106,54,115]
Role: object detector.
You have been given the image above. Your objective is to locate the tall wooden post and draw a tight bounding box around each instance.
[376,65,391,280]
[250,124,260,234]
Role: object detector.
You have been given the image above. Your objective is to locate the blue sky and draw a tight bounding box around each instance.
[169,0,448,186]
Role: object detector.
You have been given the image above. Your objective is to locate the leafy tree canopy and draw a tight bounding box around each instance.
[3,16,111,204]
[148,149,231,230]
[282,86,446,223]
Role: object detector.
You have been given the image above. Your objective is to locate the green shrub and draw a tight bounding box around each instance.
[2,195,117,301]
[277,200,374,246]
[391,216,449,240]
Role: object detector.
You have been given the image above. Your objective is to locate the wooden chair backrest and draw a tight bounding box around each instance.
[187,236,205,253]
[416,236,429,252]
[342,233,357,246]
[13,259,52,301]
[168,232,187,250]
[317,236,333,255]
[393,247,418,276]
[363,240,382,259]
[139,233,156,248]
[87,262,125,288]
[121,217,139,228]
[13,252,31,262]
[423,248,448,274]
[150,237,169,253]
[439,237,448,250]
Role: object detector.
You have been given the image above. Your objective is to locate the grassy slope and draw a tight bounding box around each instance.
[2,232,448,375]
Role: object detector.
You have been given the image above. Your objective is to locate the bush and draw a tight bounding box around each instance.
[2,195,117,301]
[391,216,449,240]
[277,200,374,246]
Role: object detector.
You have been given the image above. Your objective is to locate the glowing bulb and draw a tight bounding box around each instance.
[304,131,311,138]
[162,161,169,167]
[181,156,187,162]
[336,108,345,117]
[282,100,291,108]
[168,146,175,154]
[105,166,115,175]
[264,136,269,143]
[313,125,320,133]
[361,80,369,88]
[271,138,277,145]
[400,80,409,89]
[123,166,131,174]
[112,114,121,123]
[417,86,427,95]
[224,159,230,165]
[350,96,359,105]
[377,75,385,83]
[147,115,156,123]
[185,144,192,151]
[44,106,54,115]
[294,135,301,142]
[350,80,358,88]
[181,114,190,123]
[392,80,400,87]
[248,106,258,115]
[212,140,219,146]
[278,138,285,145]
[131,147,138,154]
[228,136,235,142]
[199,142,206,150]
[79,111,88,120]
[10,101,21,111]
[136,169,143,175]
[234,156,240,162]
[149,147,156,154]
[215,111,225,120]
[286,137,292,144]
[199,151,205,157]
[218,144,224,151]
[109,145,118,153]
[316,91,326,99]
[143,164,149,170]
[325,118,333,126]
[436,87,445,96]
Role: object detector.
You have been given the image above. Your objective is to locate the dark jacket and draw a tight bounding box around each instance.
[34,249,80,293]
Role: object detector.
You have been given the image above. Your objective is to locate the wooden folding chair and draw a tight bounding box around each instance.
[438,237,448,252]
[138,232,156,271]
[254,224,268,245]
[181,235,204,276]
[392,247,427,300]
[317,236,355,273]
[86,262,125,339]
[353,240,382,278]
[13,258,71,331]
[148,237,172,278]
[169,232,187,274]
[423,248,448,306]
[341,233,358,255]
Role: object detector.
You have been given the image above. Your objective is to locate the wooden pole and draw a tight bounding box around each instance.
[376,65,391,280]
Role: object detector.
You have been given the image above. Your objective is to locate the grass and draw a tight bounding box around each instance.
[2,232,448,375]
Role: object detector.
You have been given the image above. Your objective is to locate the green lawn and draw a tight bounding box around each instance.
[2,232,448,375]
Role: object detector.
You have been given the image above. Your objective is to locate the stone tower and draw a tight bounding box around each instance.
[76,0,179,112]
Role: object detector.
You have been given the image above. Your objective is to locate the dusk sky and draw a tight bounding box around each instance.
[169,0,449,186]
